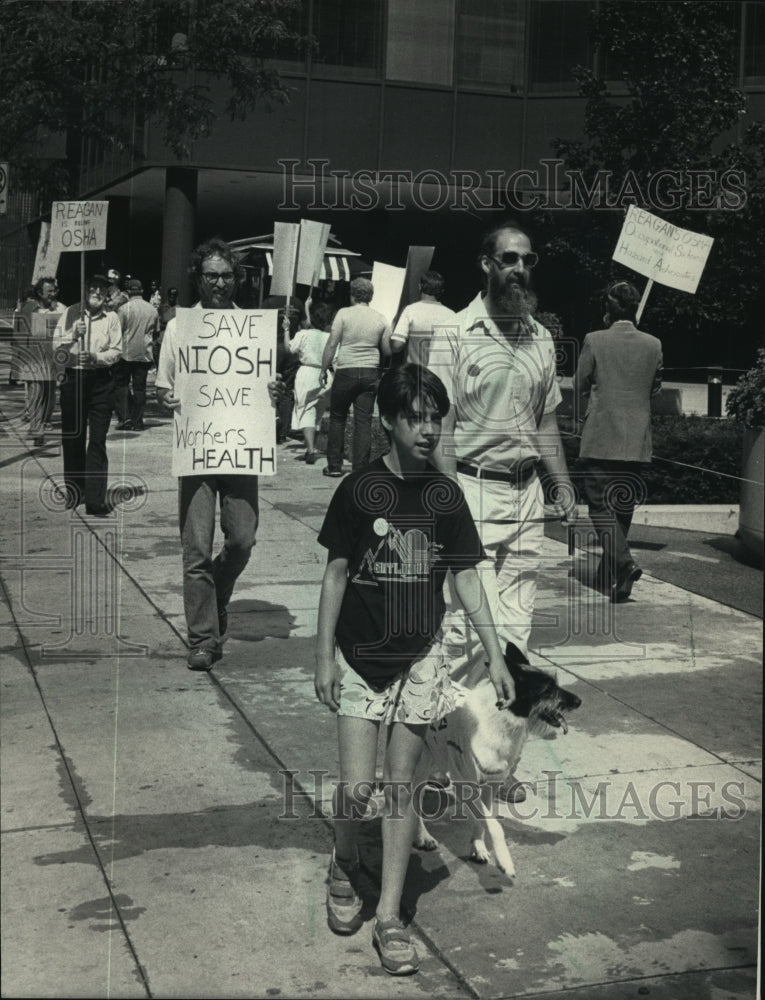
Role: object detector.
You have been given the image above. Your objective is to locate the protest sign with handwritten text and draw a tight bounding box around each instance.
[612,205,713,295]
[50,201,109,252]
[172,308,277,477]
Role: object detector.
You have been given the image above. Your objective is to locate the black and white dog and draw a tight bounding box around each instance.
[416,644,581,877]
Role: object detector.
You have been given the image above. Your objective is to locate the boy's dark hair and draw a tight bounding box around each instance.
[604,280,640,322]
[419,270,445,298]
[377,363,450,427]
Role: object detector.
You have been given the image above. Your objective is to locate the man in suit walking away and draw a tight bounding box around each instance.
[573,281,663,602]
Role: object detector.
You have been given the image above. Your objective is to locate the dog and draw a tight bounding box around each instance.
[415,643,581,877]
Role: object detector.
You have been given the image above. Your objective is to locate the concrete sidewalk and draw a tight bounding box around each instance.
[0,398,761,1000]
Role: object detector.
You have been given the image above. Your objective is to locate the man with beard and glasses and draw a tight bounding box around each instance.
[157,237,284,672]
[427,218,577,803]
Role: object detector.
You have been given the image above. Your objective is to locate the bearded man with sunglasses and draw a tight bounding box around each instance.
[427,218,577,801]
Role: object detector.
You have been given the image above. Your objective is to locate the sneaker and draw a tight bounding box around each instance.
[186,647,222,672]
[326,850,363,935]
[372,917,419,975]
[322,467,343,478]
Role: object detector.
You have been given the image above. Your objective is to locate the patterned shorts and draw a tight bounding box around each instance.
[336,641,464,726]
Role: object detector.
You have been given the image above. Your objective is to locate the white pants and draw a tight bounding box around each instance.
[443,472,545,686]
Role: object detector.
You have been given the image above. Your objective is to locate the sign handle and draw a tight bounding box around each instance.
[636,278,653,325]
[80,250,90,353]
[284,229,301,339]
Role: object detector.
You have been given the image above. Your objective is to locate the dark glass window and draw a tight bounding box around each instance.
[529,0,592,93]
[744,0,765,84]
[386,0,455,86]
[312,0,383,78]
[457,0,525,93]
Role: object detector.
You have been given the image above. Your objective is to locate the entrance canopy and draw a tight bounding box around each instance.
[229,234,372,283]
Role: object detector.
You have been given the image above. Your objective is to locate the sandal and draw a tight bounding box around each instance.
[326,850,363,935]
[372,917,419,975]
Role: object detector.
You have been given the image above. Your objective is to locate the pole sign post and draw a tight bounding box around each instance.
[171,307,278,477]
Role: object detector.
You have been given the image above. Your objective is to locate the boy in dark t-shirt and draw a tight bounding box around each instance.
[315,363,515,975]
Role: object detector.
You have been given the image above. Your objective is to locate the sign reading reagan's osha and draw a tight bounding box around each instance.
[50,200,109,252]
[172,308,277,477]
[612,204,714,295]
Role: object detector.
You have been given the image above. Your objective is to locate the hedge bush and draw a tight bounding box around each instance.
[331,414,743,505]
[558,415,742,504]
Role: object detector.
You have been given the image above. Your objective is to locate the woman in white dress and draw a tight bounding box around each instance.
[286,302,335,464]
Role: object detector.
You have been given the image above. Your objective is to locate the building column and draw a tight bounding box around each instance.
[161,167,197,306]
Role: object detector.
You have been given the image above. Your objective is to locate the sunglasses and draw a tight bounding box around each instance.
[487,251,539,269]
[201,271,235,284]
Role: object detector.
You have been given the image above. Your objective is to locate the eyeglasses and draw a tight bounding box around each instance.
[201,271,235,284]
[487,251,539,270]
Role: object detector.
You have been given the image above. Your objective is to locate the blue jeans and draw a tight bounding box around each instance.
[178,475,259,650]
[326,367,380,472]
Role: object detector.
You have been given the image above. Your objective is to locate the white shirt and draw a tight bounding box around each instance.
[391,299,456,366]
[427,293,561,471]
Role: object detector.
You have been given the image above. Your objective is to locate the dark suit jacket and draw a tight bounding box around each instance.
[573,321,663,463]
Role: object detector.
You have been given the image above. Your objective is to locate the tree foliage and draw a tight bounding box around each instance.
[0,0,309,195]
[536,0,763,365]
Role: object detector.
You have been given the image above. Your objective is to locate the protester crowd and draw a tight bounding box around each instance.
[7,220,663,977]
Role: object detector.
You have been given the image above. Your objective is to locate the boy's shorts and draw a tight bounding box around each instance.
[336,639,464,726]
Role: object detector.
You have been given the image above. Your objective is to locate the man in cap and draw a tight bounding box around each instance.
[105,268,128,312]
[52,274,122,514]
[114,278,160,430]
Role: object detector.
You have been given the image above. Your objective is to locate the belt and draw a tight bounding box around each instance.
[456,460,537,484]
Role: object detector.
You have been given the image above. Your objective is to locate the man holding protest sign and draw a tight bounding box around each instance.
[573,280,663,602]
[52,274,122,514]
[156,237,282,672]
[17,277,65,447]
[389,270,456,367]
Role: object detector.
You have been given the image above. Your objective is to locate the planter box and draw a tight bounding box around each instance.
[739,427,764,561]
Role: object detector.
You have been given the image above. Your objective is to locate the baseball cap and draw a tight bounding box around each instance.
[87,274,110,290]
[126,278,143,294]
